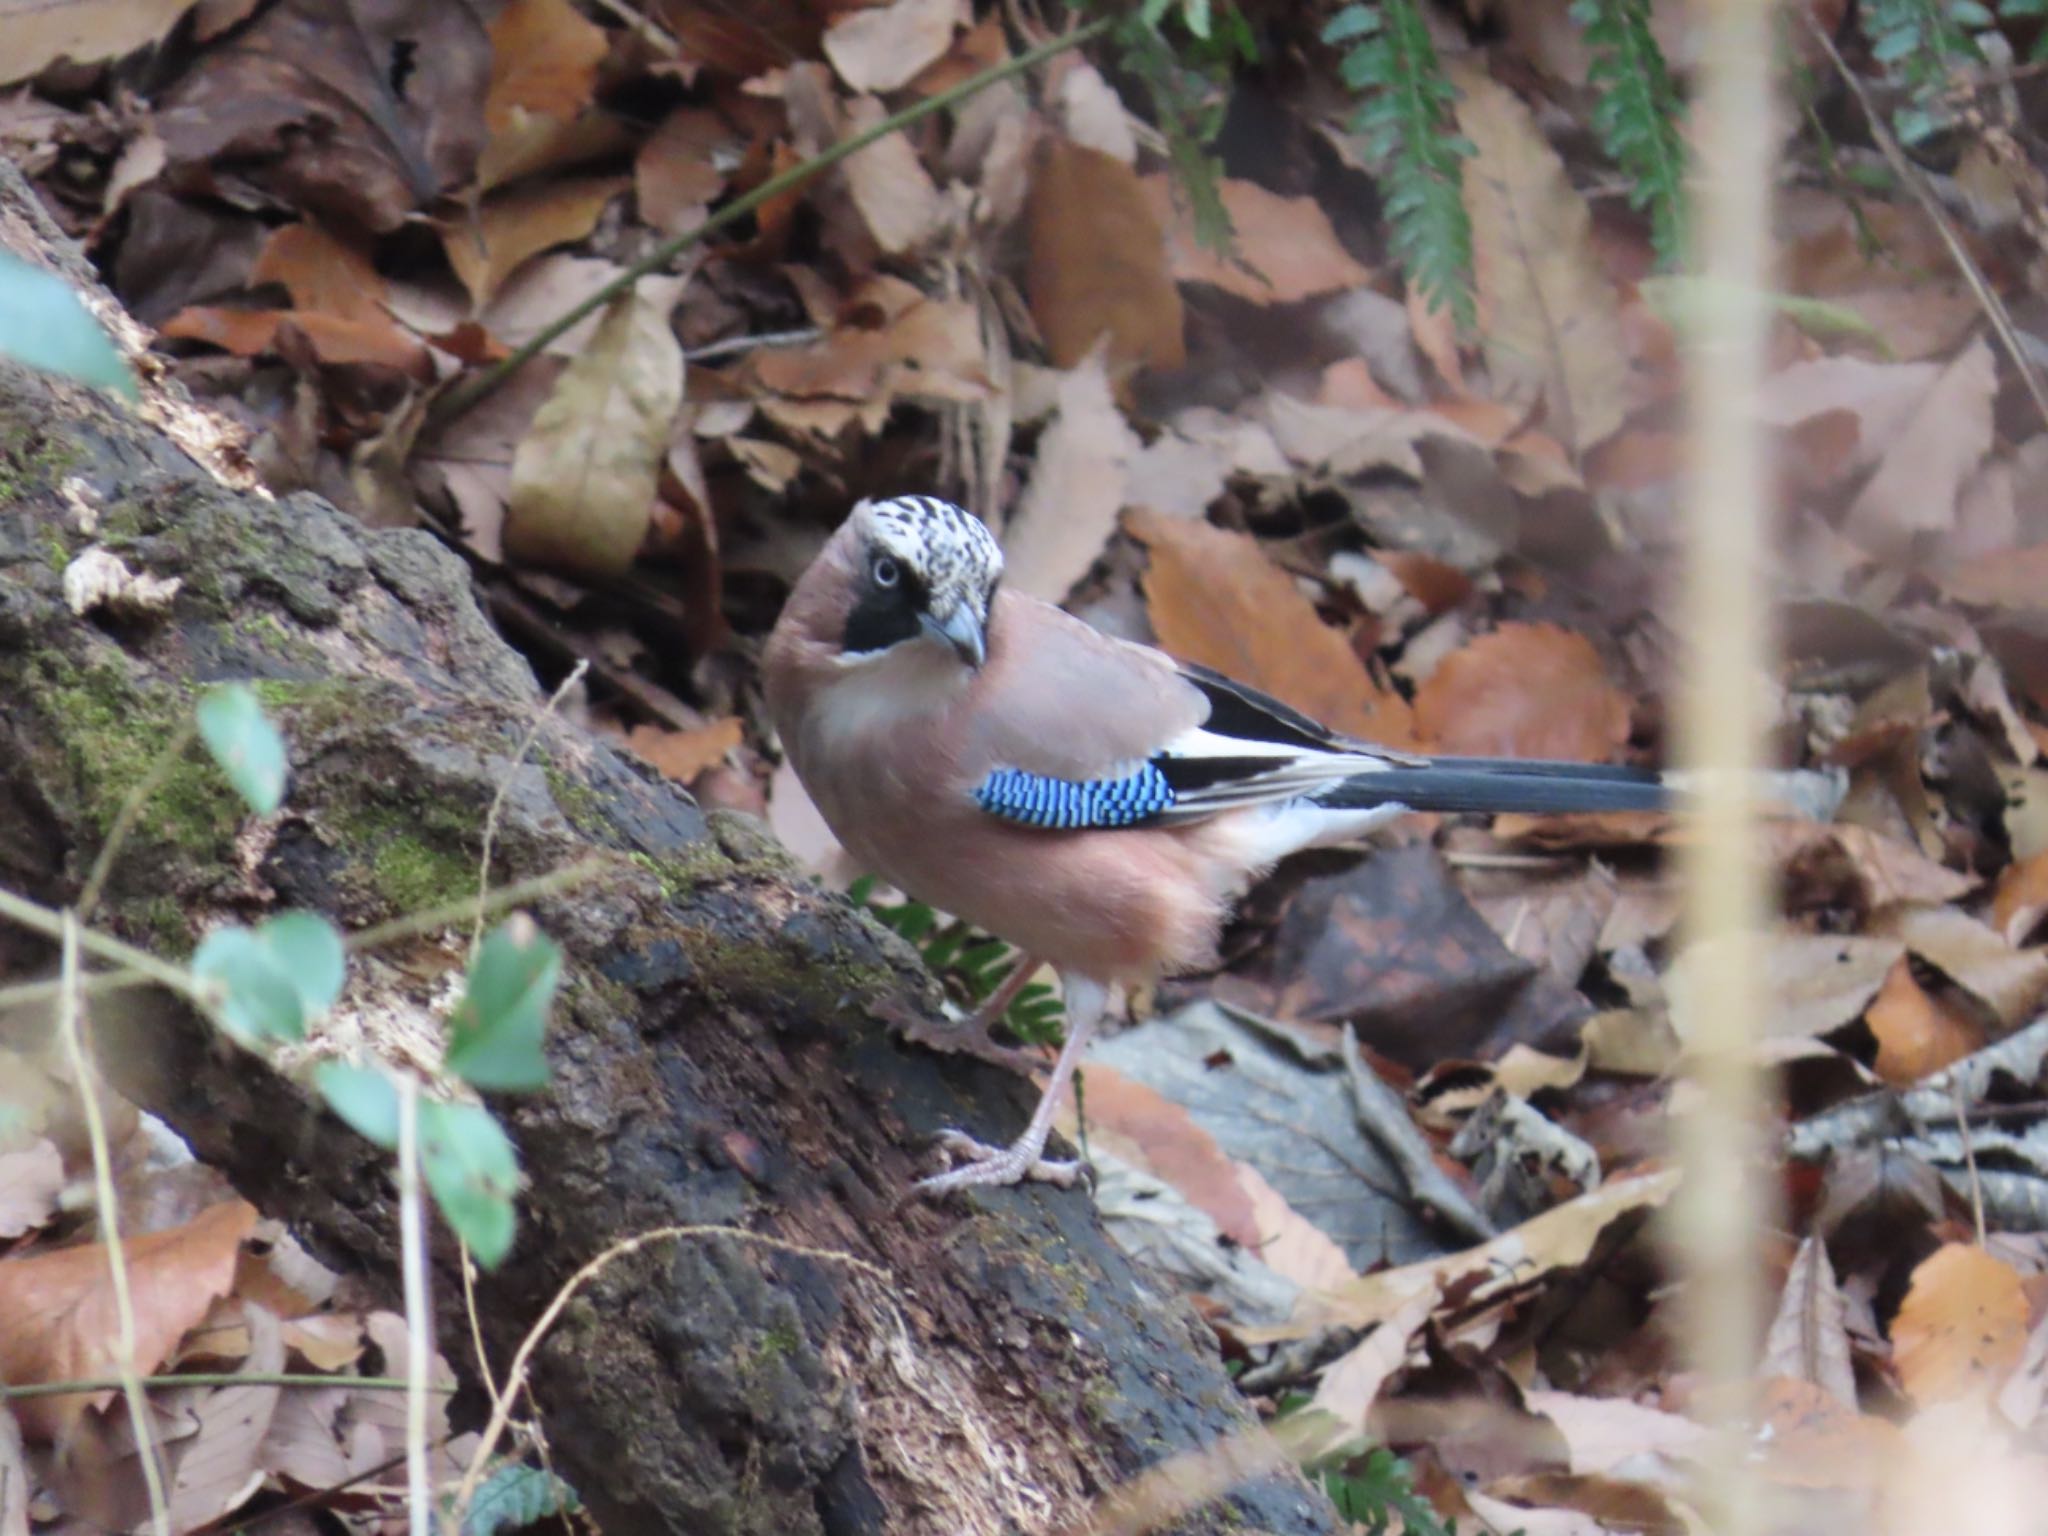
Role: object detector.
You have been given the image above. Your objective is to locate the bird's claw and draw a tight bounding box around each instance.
[912,1128,1085,1196]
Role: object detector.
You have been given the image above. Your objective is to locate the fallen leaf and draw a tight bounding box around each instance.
[1301,1283,1437,1458]
[627,717,743,782]
[823,0,964,92]
[1992,849,2048,946]
[1070,1062,1261,1250]
[0,1140,63,1239]
[0,0,199,87]
[1892,1243,2028,1405]
[1002,350,1136,602]
[0,1199,257,1442]
[1412,623,1631,761]
[162,307,431,373]
[1752,1375,1903,1492]
[1141,175,1373,305]
[1235,1163,1359,1292]
[1845,337,1995,558]
[634,108,736,235]
[1761,1235,1857,1408]
[1049,57,1134,162]
[506,286,683,578]
[1454,67,1632,454]
[837,94,944,254]
[478,0,614,189]
[1126,507,1418,746]
[442,176,626,308]
[1865,958,1985,1084]
[1878,905,2048,1029]
[163,1302,285,1531]
[1025,137,1184,373]
[1524,1389,1705,1478]
[410,352,563,562]
[249,223,388,327]
[1672,930,1902,1043]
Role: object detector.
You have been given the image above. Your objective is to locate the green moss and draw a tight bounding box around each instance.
[251,676,360,737]
[625,841,738,902]
[541,763,610,840]
[331,800,477,915]
[0,427,80,504]
[35,655,240,862]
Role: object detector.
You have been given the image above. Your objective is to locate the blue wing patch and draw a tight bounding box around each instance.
[973,763,1176,829]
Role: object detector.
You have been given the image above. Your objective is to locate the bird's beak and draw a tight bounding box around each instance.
[922,605,986,668]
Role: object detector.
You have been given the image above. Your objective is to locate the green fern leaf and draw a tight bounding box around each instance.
[1860,0,1990,144]
[1570,0,1689,265]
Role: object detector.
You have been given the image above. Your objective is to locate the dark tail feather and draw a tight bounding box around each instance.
[1314,758,1667,815]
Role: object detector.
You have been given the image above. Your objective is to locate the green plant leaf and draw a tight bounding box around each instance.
[314,1062,401,1149]
[197,684,287,815]
[460,1462,581,1536]
[444,916,561,1092]
[193,928,305,1047]
[0,252,137,399]
[261,910,347,1016]
[419,1099,520,1266]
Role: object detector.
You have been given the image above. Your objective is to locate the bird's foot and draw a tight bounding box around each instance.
[907,1009,1041,1074]
[912,1129,1085,1196]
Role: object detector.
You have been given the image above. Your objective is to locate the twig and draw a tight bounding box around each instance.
[345,858,611,952]
[425,18,1113,432]
[473,660,588,955]
[396,1075,432,1536]
[0,884,201,1001]
[1804,13,2048,433]
[0,1372,448,1399]
[449,1226,889,1524]
[56,911,172,1536]
[76,721,198,924]
[682,327,824,364]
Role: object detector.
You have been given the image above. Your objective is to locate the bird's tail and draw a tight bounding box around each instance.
[1312,756,1667,816]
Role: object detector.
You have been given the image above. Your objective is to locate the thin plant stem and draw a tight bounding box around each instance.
[346,858,610,952]
[56,911,172,1536]
[425,18,1112,433]
[396,1075,433,1536]
[0,884,200,1001]
[0,1372,447,1399]
[77,721,198,924]
[473,660,588,956]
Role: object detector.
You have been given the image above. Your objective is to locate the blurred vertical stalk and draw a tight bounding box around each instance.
[1675,2,1779,1533]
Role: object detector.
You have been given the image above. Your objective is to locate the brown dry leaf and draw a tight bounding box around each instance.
[161,307,432,374]
[1235,1164,1359,1293]
[1071,1062,1261,1251]
[410,352,562,562]
[0,0,197,86]
[1880,905,2048,1029]
[1299,1283,1437,1459]
[628,717,743,782]
[1844,337,1995,557]
[1524,1390,1705,1478]
[250,223,388,327]
[1140,175,1373,305]
[258,1383,372,1488]
[1003,350,1137,602]
[442,176,626,308]
[1766,819,1977,911]
[1892,1243,2029,1406]
[1453,67,1632,454]
[1025,138,1184,373]
[0,1140,63,1240]
[0,1198,256,1442]
[1126,507,1418,746]
[163,1302,285,1531]
[823,0,964,92]
[1761,1235,1857,1408]
[635,108,735,235]
[838,94,944,254]
[1262,1167,1681,1339]
[1412,623,1631,761]
[1684,931,1903,1042]
[1049,57,1134,162]
[506,286,683,578]
[478,0,615,190]
[1993,850,2048,945]
[279,1313,362,1373]
[1865,958,1985,1085]
[1752,1375,1903,1493]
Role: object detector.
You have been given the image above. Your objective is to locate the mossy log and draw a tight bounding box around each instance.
[0,160,1340,1536]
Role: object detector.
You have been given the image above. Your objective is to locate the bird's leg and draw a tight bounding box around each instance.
[913,975,1107,1196]
[910,954,1047,1070]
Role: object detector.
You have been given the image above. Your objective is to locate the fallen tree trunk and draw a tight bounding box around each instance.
[0,160,1340,1536]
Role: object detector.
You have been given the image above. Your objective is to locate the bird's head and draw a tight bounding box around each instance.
[832,495,1003,669]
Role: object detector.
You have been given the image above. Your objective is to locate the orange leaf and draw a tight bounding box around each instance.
[634,108,734,235]
[1864,958,1983,1085]
[485,0,606,131]
[1413,622,1631,762]
[628,717,743,782]
[161,308,430,373]
[1141,174,1373,305]
[0,1199,257,1442]
[1025,139,1184,373]
[1993,849,2048,945]
[250,223,387,327]
[1063,1062,1261,1251]
[1126,508,1417,747]
[1892,1243,2029,1406]
[441,177,626,307]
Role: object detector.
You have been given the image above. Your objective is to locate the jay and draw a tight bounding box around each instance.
[764,495,1663,1196]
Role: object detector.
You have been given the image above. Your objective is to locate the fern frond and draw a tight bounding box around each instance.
[1570,0,1689,266]
[1859,0,1993,144]
[1323,0,1476,331]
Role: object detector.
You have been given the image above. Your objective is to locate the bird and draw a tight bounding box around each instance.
[763,494,1665,1196]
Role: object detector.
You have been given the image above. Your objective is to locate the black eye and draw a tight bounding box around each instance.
[872,555,900,588]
